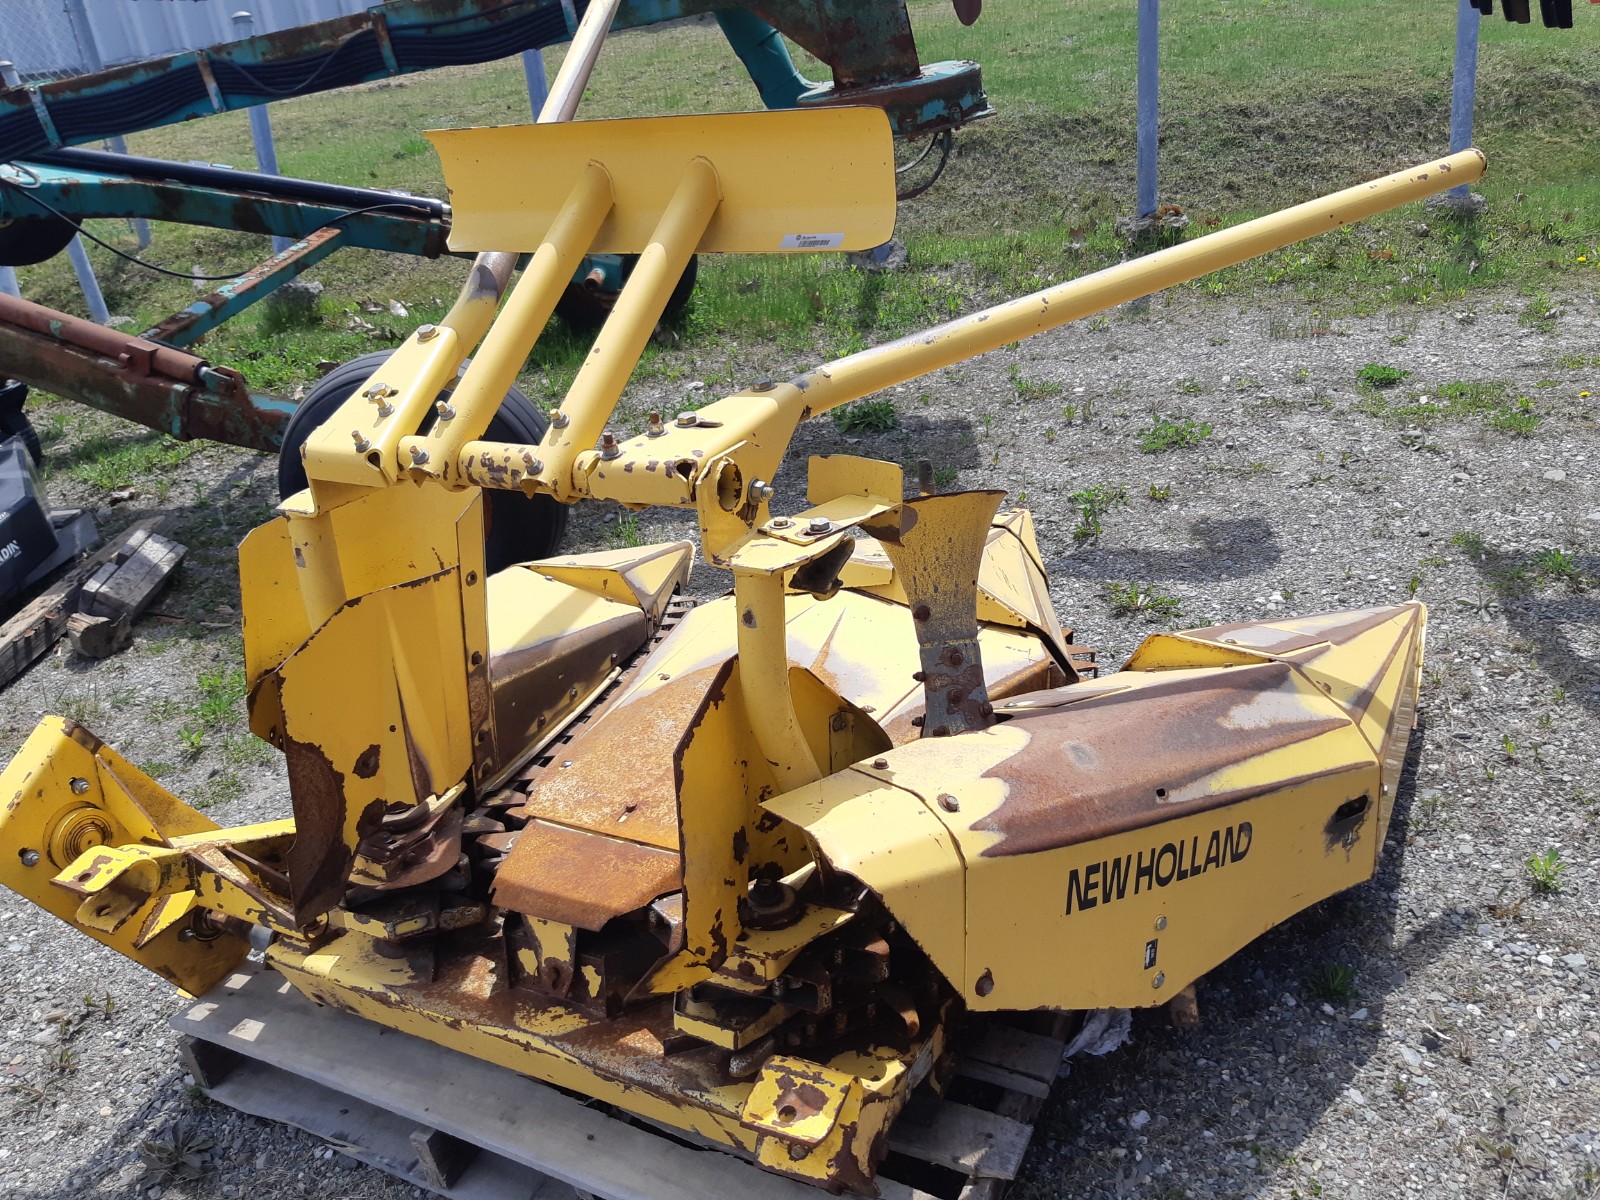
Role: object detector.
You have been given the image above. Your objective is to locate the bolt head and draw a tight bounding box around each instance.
[769,516,792,529]
[408,446,429,464]
[675,411,698,427]
[806,517,832,535]
[416,323,439,341]
[19,849,40,867]
[1152,972,1166,989]
[550,410,570,429]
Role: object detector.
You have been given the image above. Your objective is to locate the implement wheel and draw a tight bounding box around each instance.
[276,350,567,572]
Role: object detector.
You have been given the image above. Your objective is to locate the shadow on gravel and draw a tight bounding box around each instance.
[791,414,986,475]
[1460,549,1600,719]
[1046,515,1282,583]
[1017,721,1473,1197]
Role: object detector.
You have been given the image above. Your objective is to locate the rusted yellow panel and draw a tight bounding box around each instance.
[0,719,249,993]
[301,322,468,489]
[430,109,895,255]
[763,767,966,990]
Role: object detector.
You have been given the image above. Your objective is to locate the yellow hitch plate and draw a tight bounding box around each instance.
[429,108,896,254]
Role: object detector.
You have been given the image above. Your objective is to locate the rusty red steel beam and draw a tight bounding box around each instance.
[0,293,294,450]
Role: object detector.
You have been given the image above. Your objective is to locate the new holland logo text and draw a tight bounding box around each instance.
[1064,822,1253,915]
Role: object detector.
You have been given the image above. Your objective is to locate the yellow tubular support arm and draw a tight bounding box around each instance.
[533,156,724,501]
[793,150,1487,414]
[455,149,1485,511]
[402,162,617,483]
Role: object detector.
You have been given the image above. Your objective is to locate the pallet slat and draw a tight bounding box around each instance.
[886,1102,1032,1181]
[174,966,825,1200]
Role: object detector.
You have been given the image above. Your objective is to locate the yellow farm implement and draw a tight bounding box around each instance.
[0,35,1482,1194]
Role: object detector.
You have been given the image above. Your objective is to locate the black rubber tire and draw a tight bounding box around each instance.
[0,383,42,465]
[554,253,699,333]
[276,350,568,571]
[0,215,79,268]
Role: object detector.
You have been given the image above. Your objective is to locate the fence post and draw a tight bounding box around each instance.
[1448,0,1480,202]
[232,10,292,253]
[1135,0,1160,219]
[522,48,549,118]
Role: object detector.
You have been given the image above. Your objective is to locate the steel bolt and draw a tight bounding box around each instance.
[751,377,775,392]
[872,758,889,770]
[769,516,792,529]
[1152,972,1166,989]
[646,411,667,438]
[1154,915,1168,931]
[351,430,371,452]
[409,446,429,464]
[750,479,774,502]
[550,409,570,429]
[434,400,455,419]
[938,793,960,813]
[599,431,621,460]
[19,849,40,868]
[806,517,832,536]
[70,777,89,795]
[675,411,698,428]
[416,323,439,341]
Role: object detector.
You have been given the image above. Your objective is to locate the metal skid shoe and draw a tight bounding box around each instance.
[0,93,1478,1197]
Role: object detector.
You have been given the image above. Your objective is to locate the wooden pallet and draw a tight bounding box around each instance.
[173,963,1067,1200]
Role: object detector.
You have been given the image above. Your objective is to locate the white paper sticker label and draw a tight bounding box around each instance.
[780,232,845,251]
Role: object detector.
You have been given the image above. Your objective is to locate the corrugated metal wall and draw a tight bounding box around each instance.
[3,0,384,81]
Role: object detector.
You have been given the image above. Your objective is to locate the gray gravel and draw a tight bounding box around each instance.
[1,285,1596,1199]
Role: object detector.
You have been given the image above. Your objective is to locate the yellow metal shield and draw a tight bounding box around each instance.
[428,108,897,254]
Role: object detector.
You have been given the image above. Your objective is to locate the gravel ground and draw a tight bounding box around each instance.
[0,285,1596,1200]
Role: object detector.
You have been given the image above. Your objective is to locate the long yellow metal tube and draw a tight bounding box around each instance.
[538,156,723,500]
[794,150,1486,413]
[406,163,616,481]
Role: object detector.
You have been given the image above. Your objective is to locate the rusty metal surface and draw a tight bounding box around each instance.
[488,607,648,760]
[492,819,682,930]
[0,294,292,449]
[971,661,1352,857]
[861,492,1006,739]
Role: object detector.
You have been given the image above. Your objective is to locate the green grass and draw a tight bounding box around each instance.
[1103,580,1181,620]
[833,398,901,434]
[10,0,1599,419]
[1138,416,1213,454]
[61,431,204,491]
[1306,962,1359,1004]
[1067,483,1128,541]
[1525,847,1565,894]
[1360,380,1544,438]
[1355,363,1410,389]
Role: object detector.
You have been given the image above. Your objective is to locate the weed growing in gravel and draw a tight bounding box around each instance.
[1519,292,1560,334]
[1137,416,1212,454]
[1007,364,1063,402]
[933,464,959,488]
[605,513,645,549]
[1067,483,1128,541]
[1306,962,1358,1003]
[140,1121,215,1183]
[1355,363,1410,390]
[1525,848,1565,893]
[1531,547,1585,589]
[1103,581,1181,620]
[1407,573,1422,598]
[1147,483,1172,501]
[1489,397,1540,437]
[1450,531,1487,560]
[832,399,899,434]
[178,665,247,753]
